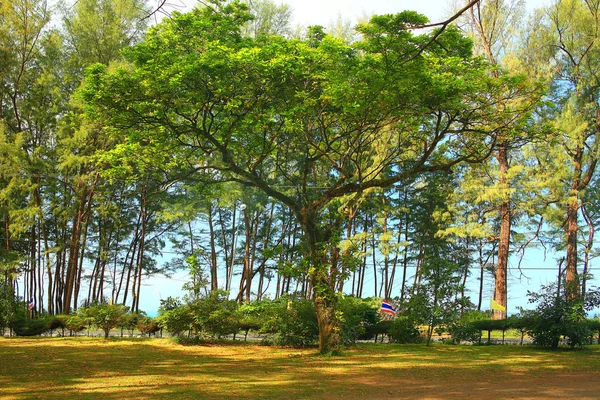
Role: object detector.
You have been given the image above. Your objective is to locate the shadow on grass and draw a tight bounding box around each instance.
[0,339,599,400]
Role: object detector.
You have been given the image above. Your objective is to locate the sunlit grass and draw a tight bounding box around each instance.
[1,338,599,399]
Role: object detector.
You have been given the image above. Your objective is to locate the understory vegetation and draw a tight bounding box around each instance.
[3,285,600,350]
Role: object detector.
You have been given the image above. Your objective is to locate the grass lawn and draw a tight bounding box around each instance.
[1,337,599,399]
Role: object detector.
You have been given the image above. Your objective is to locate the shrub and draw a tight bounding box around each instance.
[524,283,600,348]
[587,318,600,344]
[389,316,421,344]
[260,297,318,347]
[447,322,482,344]
[508,313,535,345]
[190,290,240,338]
[157,304,193,336]
[49,315,66,331]
[65,314,86,335]
[117,312,139,337]
[237,315,261,341]
[0,282,18,334]
[137,316,161,337]
[79,304,128,339]
[337,296,379,344]
[363,320,394,342]
[174,334,209,346]
[12,317,51,336]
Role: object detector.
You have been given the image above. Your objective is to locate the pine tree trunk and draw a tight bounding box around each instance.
[207,204,219,292]
[63,191,87,313]
[565,197,581,299]
[493,145,510,320]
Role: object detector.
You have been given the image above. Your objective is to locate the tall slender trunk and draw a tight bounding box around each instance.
[342,214,356,294]
[257,203,275,300]
[132,190,147,313]
[564,197,581,299]
[217,206,230,290]
[74,217,90,310]
[581,203,594,299]
[63,189,88,313]
[413,243,424,296]
[237,209,254,303]
[477,243,485,311]
[493,145,510,320]
[34,186,53,315]
[460,237,470,317]
[227,205,237,292]
[207,204,219,292]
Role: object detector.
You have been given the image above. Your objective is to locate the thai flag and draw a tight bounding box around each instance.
[28,298,34,312]
[381,300,396,315]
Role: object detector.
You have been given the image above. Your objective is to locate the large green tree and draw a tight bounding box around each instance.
[82,1,534,352]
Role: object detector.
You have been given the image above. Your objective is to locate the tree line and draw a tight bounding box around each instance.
[2,0,600,352]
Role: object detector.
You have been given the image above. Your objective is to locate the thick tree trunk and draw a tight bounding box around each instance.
[300,209,340,354]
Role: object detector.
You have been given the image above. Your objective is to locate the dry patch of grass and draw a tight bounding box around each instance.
[0,337,599,399]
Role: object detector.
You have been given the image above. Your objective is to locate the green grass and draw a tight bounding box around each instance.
[1,337,599,399]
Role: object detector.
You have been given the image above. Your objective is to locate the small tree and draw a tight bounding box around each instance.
[157,301,193,337]
[190,290,240,339]
[65,314,86,336]
[337,296,379,345]
[525,283,600,348]
[237,301,266,341]
[407,257,465,346]
[260,296,319,347]
[389,316,421,344]
[80,304,128,339]
[137,316,161,337]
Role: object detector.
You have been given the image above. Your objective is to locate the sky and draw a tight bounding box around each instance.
[131,0,591,316]
[164,0,551,28]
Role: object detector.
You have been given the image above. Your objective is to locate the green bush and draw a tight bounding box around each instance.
[587,318,600,344]
[12,317,51,336]
[447,322,482,344]
[259,297,318,347]
[337,296,378,344]
[65,314,86,335]
[389,316,421,344]
[137,316,161,337]
[49,315,66,331]
[79,304,128,339]
[275,298,318,346]
[157,304,193,336]
[524,283,600,348]
[190,290,240,338]
[173,334,209,346]
[362,320,394,342]
[116,312,140,337]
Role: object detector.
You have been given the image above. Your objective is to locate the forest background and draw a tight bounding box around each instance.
[2,0,599,340]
